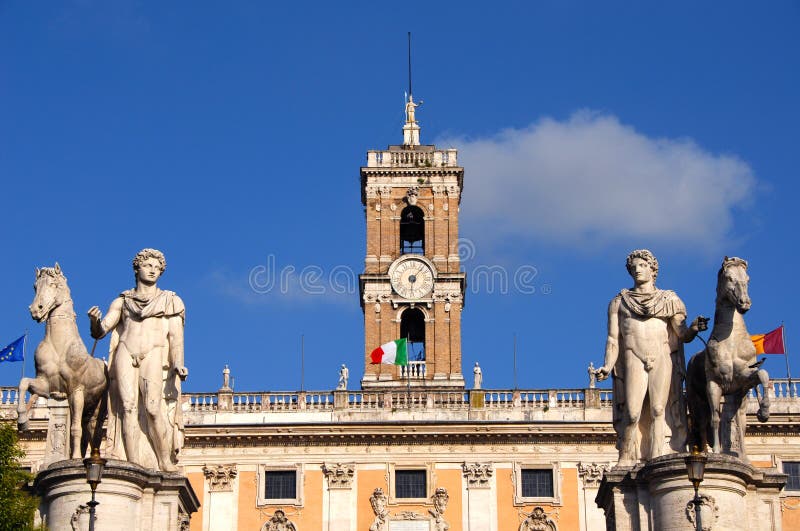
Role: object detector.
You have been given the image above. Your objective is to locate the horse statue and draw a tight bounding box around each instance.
[686,257,770,460]
[17,263,108,458]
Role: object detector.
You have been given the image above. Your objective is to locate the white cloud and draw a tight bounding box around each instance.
[441,111,756,250]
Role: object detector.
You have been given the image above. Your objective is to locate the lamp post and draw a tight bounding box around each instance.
[685,446,707,531]
[83,447,106,531]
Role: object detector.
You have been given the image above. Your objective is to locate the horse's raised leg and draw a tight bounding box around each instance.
[706,380,724,453]
[17,376,50,430]
[68,386,85,459]
[754,368,771,422]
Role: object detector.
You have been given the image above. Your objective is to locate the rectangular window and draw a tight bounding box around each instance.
[521,469,554,498]
[265,470,297,500]
[395,469,426,499]
[785,462,800,491]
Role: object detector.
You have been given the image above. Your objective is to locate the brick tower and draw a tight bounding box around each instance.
[359,95,466,389]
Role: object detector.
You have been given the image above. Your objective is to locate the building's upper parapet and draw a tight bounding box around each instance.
[365,146,459,169]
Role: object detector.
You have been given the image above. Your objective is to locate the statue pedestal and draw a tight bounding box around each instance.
[596,454,785,531]
[34,459,199,531]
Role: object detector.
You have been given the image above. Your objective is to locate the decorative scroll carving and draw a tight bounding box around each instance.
[428,487,450,531]
[70,504,89,531]
[462,462,493,488]
[202,464,238,492]
[261,509,297,531]
[519,507,557,531]
[178,511,190,531]
[685,494,719,531]
[577,462,609,488]
[369,487,389,531]
[322,462,355,488]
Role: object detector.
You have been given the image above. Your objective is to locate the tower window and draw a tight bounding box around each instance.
[400,307,425,360]
[400,206,425,255]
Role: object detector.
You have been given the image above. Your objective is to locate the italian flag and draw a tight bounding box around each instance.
[370,338,408,365]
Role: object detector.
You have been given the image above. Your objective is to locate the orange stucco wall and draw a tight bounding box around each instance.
[784,497,800,530]
[237,471,260,530]
[234,469,323,529]
[358,470,388,530]
[187,471,205,531]
[355,468,462,530]
[496,467,580,531]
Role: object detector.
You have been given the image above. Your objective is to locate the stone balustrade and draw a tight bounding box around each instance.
[2,379,797,424]
[366,148,458,168]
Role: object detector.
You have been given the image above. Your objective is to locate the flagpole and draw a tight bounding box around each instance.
[782,323,793,397]
[406,335,411,410]
[300,334,305,392]
[21,330,28,383]
[513,333,518,391]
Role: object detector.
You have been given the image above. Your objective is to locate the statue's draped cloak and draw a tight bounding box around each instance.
[105,289,185,469]
[613,288,688,456]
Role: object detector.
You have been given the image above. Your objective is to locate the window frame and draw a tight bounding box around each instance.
[512,462,561,506]
[388,463,434,503]
[783,461,800,491]
[257,464,304,507]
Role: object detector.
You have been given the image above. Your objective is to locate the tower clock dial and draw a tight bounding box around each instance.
[390,257,435,299]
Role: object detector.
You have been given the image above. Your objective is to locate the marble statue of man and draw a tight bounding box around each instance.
[473,362,482,390]
[338,364,349,390]
[88,249,187,472]
[596,250,707,466]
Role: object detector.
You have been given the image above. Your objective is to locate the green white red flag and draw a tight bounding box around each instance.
[370,338,408,365]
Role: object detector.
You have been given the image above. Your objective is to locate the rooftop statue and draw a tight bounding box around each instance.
[596,250,708,466]
[686,257,770,461]
[405,94,422,124]
[88,249,187,472]
[18,264,108,458]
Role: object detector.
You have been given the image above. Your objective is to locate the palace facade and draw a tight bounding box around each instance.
[4,98,800,531]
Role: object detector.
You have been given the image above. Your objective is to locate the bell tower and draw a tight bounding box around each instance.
[359,95,466,389]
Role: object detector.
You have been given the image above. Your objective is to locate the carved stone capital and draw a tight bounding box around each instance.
[462,462,493,488]
[202,464,237,492]
[577,462,610,488]
[322,462,355,489]
[432,185,447,198]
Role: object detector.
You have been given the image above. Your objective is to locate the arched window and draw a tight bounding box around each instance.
[400,206,425,255]
[400,307,426,361]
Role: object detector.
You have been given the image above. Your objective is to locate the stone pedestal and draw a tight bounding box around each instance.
[34,459,200,531]
[596,454,786,531]
[42,398,71,467]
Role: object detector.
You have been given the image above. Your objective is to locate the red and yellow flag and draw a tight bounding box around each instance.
[751,325,786,355]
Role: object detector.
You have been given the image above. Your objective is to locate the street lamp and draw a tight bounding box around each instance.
[83,447,106,531]
[685,446,707,531]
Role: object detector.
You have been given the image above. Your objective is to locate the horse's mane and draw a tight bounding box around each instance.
[717,256,748,280]
[37,266,67,282]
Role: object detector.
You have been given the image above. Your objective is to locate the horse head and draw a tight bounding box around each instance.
[30,262,71,322]
[717,256,751,313]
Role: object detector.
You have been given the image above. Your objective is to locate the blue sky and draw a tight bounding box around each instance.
[1,1,798,393]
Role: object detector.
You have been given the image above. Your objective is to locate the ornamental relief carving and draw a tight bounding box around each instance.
[369,488,389,531]
[685,494,719,530]
[576,462,610,488]
[462,462,493,488]
[519,507,557,531]
[261,509,297,531]
[322,463,355,489]
[202,464,237,492]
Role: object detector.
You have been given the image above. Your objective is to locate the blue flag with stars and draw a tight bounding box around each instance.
[0,335,25,363]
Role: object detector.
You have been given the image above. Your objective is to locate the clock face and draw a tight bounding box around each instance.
[390,258,434,299]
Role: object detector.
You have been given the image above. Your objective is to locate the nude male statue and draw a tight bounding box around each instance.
[88,249,187,472]
[596,250,708,465]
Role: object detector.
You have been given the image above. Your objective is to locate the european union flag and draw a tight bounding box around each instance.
[0,335,25,363]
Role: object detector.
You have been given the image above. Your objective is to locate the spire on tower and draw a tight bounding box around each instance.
[403,32,421,146]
